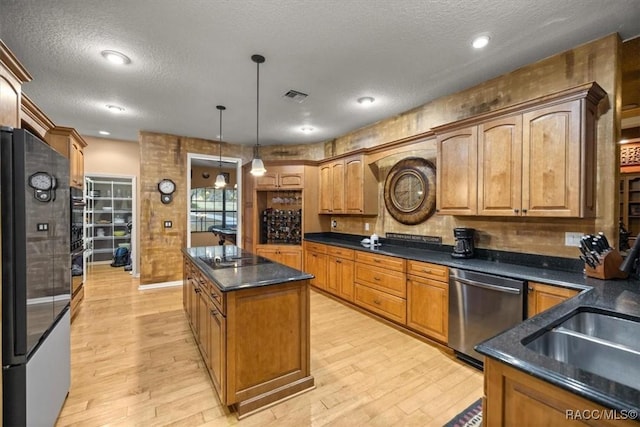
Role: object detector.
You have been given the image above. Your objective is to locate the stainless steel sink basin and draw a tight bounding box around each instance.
[524,310,640,390]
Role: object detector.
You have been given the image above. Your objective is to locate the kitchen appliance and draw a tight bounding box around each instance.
[71,187,86,304]
[451,227,475,258]
[448,268,525,367]
[1,127,71,426]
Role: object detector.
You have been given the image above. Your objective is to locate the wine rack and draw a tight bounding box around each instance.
[261,208,302,244]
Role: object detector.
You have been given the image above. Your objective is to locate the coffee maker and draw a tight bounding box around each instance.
[452,228,475,258]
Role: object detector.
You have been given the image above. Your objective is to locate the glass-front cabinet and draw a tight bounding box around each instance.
[85,176,133,263]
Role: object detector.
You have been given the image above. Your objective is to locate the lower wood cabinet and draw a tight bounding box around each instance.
[484,357,636,427]
[354,283,406,324]
[256,245,302,270]
[406,260,449,343]
[527,281,579,318]
[327,246,355,301]
[183,256,313,418]
[303,242,327,290]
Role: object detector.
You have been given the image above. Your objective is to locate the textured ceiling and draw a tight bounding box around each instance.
[1,0,639,146]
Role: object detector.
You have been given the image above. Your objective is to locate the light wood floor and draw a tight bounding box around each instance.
[56,265,483,426]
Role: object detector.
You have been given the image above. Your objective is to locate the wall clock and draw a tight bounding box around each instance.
[158,178,176,204]
[383,158,436,225]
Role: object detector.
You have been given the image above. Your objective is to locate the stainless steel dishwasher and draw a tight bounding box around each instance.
[448,268,525,368]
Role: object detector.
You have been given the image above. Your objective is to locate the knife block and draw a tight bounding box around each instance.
[584,249,628,280]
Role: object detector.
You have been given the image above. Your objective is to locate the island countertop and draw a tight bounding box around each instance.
[182,245,313,292]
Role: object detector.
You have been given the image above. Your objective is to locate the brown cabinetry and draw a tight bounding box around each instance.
[303,242,328,290]
[46,126,87,189]
[254,165,304,189]
[319,154,377,215]
[527,282,579,318]
[1,40,32,128]
[406,261,449,342]
[326,246,355,301]
[183,256,313,418]
[354,251,406,324]
[436,83,605,218]
[484,357,636,427]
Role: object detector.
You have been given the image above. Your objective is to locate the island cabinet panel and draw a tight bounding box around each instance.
[527,282,579,318]
[484,357,636,427]
[406,261,449,343]
[303,242,327,290]
[208,302,226,402]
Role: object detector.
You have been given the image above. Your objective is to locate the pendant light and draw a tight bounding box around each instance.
[214,105,227,189]
[249,54,267,176]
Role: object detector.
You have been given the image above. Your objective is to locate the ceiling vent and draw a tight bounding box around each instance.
[283,89,308,103]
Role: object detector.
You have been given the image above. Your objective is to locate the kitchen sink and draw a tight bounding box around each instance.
[198,255,272,269]
[524,310,640,390]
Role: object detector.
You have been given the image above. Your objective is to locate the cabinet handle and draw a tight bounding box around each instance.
[514,209,519,214]
[422,268,431,273]
[336,259,342,264]
[373,299,381,305]
[210,309,218,316]
[523,209,528,214]
[194,288,201,294]
[211,293,220,300]
[528,287,533,292]
[373,276,381,281]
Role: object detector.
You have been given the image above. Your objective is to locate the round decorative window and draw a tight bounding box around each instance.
[383,157,436,225]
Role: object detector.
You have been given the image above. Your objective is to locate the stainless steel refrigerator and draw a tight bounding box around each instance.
[1,127,71,426]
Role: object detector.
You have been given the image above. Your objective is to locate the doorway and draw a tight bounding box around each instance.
[186,153,243,248]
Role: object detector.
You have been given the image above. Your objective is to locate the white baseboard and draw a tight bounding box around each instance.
[138,280,182,291]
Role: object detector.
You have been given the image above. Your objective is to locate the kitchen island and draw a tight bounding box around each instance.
[182,245,314,419]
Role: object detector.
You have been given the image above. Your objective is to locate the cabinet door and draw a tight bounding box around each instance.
[345,156,364,214]
[305,250,327,290]
[197,291,210,364]
[527,282,579,318]
[189,280,199,332]
[337,258,354,301]
[0,64,22,127]
[255,171,279,189]
[436,126,478,215]
[256,246,278,262]
[407,277,448,342]
[331,161,345,213]
[183,260,190,311]
[208,305,226,403]
[478,116,522,216]
[326,257,340,296]
[522,101,581,217]
[278,172,303,188]
[319,164,333,213]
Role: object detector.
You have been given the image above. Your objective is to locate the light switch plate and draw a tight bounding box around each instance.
[564,232,583,247]
[164,221,172,228]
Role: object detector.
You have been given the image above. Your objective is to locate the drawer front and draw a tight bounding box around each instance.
[198,274,225,315]
[354,284,406,324]
[407,260,448,282]
[355,264,406,298]
[327,246,354,260]
[355,251,405,272]
[304,241,327,254]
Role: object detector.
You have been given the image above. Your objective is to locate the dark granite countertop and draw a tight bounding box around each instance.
[304,233,640,413]
[183,245,312,292]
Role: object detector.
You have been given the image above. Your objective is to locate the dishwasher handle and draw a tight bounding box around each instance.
[452,276,522,295]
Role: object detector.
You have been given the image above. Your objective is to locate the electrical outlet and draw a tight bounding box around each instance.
[331,220,337,228]
[365,223,370,231]
[164,220,173,228]
[564,232,583,247]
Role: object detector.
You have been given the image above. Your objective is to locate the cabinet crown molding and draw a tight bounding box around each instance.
[0,39,32,83]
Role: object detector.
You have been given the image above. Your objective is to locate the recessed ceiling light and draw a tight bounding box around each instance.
[301,126,314,133]
[101,50,131,65]
[106,104,125,113]
[472,35,490,49]
[357,96,375,105]
[98,130,111,136]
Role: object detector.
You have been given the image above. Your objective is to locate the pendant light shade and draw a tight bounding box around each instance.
[214,105,227,189]
[249,54,267,177]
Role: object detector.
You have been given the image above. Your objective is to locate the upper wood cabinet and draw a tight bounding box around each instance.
[1,40,32,128]
[254,164,304,189]
[319,154,377,215]
[20,94,55,140]
[46,126,87,189]
[435,82,605,218]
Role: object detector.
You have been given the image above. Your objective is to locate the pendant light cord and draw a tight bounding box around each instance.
[256,58,260,157]
[219,107,223,168]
